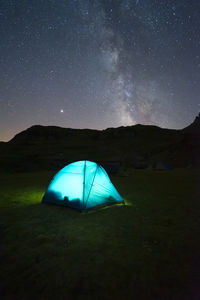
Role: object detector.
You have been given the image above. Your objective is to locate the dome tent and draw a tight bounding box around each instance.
[42,160,123,211]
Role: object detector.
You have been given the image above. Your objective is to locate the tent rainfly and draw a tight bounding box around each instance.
[42,160,124,211]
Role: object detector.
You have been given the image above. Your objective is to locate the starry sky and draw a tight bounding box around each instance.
[0,0,200,141]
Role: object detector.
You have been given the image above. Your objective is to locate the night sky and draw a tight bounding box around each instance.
[1,0,200,141]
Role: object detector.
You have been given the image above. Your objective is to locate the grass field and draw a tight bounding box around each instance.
[0,169,200,300]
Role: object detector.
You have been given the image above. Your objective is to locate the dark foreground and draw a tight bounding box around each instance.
[0,169,200,300]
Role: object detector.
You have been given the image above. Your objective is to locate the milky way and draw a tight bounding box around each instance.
[0,0,200,140]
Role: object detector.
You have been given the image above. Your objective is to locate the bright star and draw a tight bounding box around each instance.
[60,109,64,113]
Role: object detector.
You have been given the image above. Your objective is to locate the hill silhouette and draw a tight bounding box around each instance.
[0,114,199,172]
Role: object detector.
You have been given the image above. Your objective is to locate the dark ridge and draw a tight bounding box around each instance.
[9,122,177,144]
[7,112,199,144]
[182,112,200,134]
[0,114,199,172]
[9,124,100,143]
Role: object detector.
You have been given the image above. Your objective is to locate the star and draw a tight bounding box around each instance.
[0,0,199,141]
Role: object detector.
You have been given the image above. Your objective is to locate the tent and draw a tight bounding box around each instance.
[42,160,124,211]
[152,161,173,171]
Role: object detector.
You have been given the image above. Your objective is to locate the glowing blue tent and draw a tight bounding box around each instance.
[42,160,123,211]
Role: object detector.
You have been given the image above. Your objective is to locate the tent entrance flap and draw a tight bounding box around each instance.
[84,163,99,209]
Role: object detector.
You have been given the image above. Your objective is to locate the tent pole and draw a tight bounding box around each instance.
[83,160,86,209]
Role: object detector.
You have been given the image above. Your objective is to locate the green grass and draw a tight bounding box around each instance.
[0,169,200,300]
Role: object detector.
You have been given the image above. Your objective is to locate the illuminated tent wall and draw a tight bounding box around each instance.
[42,160,123,211]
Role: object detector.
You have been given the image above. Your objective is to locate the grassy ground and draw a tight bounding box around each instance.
[0,169,200,300]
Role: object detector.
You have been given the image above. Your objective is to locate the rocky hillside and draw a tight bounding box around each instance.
[0,114,199,172]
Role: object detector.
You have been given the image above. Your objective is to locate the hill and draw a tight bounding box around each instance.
[0,114,199,172]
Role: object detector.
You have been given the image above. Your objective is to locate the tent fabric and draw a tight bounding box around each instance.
[42,160,123,211]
